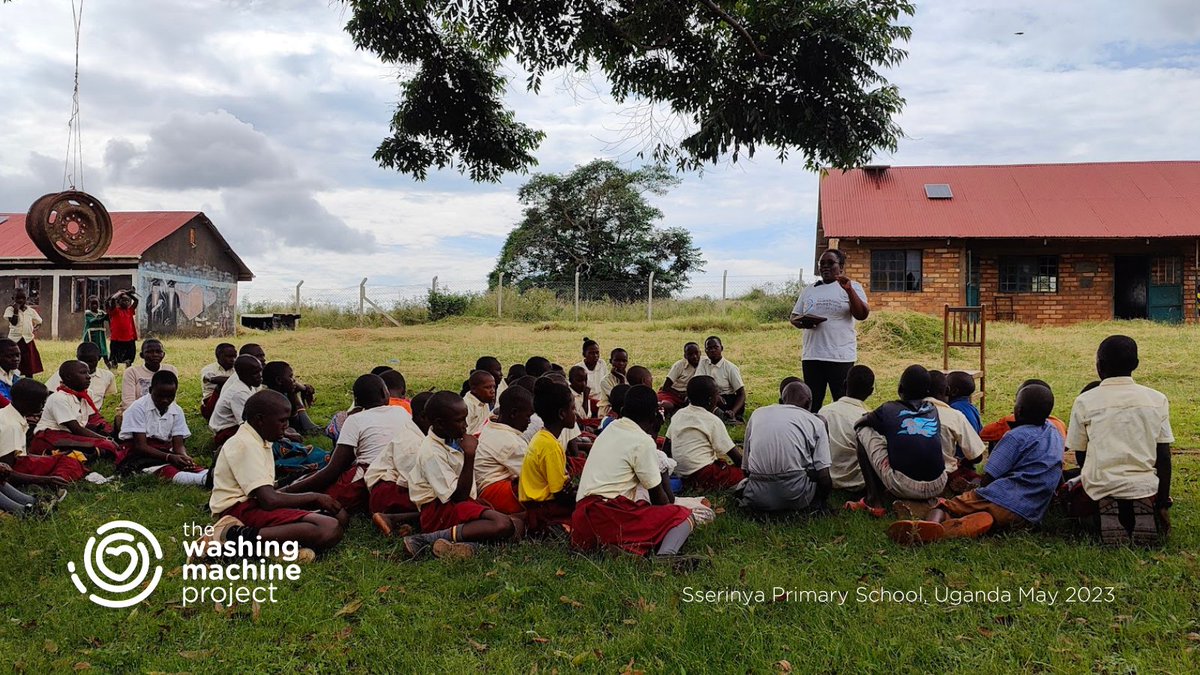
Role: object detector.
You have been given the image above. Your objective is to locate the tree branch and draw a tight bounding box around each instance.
[695,0,767,60]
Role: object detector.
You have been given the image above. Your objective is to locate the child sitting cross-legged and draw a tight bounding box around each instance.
[658,342,701,416]
[116,370,209,486]
[463,370,497,436]
[46,342,118,435]
[401,392,517,560]
[365,391,434,537]
[888,383,1063,545]
[518,378,578,536]
[31,360,120,460]
[0,379,85,486]
[474,387,535,516]
[199,342,237,421]
[697,336,746,423]
[197,390,347,563]
[666,375,744,491]
[568,365,600,430]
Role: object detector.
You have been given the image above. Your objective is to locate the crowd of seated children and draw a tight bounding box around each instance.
[658,342,701,416]
[739,382,832,515]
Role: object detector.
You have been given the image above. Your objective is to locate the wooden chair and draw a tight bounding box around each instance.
[944,304,987,414]
[993,294,1015,321]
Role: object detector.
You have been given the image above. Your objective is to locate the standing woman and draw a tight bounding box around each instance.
[82,296,111,369]
[790,249,869,412]
[4,289,43,377]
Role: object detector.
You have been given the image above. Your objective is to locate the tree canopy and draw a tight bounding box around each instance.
[490,160,703,300]
[343,0,914,182]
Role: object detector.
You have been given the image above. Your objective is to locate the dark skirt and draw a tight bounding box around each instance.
[16,338,42,376]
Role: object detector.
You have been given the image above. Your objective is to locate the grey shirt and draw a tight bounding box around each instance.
[742,404,832,511]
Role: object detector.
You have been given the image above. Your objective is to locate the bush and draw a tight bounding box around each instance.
[428,289,472,321]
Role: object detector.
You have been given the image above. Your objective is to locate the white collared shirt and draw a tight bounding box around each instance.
[119,394,190,442]
[407,432,477,507]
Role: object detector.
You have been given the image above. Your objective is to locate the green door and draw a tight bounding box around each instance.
[966,250,980,307]
[1149,256,1183,324]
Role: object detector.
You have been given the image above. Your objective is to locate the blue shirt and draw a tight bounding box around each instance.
[977,421,1064,523]
[949,397,982,433]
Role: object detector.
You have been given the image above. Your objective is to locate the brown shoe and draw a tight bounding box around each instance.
[432,539,477,560]
[942,512,994,540]
[892,499,934,520]
[887,520,945,546]
[189,515,244,563]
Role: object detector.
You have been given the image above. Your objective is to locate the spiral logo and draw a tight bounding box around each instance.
[67,520,164,608]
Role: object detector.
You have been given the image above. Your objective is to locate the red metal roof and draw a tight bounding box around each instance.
[0,211,253,280]
[820,161,1200,239]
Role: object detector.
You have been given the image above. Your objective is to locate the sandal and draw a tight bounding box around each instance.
[843,498,887,518]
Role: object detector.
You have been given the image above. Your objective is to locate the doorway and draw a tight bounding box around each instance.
[1114,255,1183,322]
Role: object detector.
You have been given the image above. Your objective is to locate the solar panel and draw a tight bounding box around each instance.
[924,184,953,199]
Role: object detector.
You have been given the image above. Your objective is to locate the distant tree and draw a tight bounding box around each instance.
[490,160,703,300]
[343,0,914,182]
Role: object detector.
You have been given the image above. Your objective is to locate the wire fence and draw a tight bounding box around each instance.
[237,273,808,328]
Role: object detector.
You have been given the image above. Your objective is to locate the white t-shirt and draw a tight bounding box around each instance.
[794,280,868,362]
[34,391,89,433]
[335,404,413,480]
[363,418,425,489]
[407,432,477,507]
[119,394,191,442]
[1067,376,1174,501]
[209,424,275,514]
[576,417,663,501]
[47,368,118,410]
[696,357,744,396]
[474,422,527,489]
[665,359,697,394]
[0,403,29,458]
[666,405,737,476]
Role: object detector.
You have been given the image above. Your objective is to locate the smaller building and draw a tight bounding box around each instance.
[0,211,253,338]
[816,161,1200,325]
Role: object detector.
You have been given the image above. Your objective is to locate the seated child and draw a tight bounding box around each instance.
[463,370,497,436]
[946,371,982,433]
[889,383,1062,545]
[924,380,986,494]
[521,372,588,472]
[506,363,527,386]
[697,336,746,422]
[571,385,695,557]
[519,379,578,535]
[599,384,631,432]
[46,342,117,435]
[740,382,833,515]
[0,338,23,402]
[928,370,948,403]
[778,376,802,402]
[0,461,39,517]
[365,391,433,536]
[199,390,347,562]
[524,356,551,379]
[846,365,946,517]
[574,337,609,405]
[626,365,653,389]
[119,339,179,425]
[117,370,208,486]
[1065,336,1173,546]
[980,379,1067,444]
[479,356,506,399]
[816,365,874,492]
[200,343,237,420]
[283,374,411,513]
[596,348,629,417]
[666,376,744,491]
[209,355,265,448]
[0,379,85,484]
[474,387,534,515]
[263,361,323,436]
[568,365,600,429]
[401,392,517,559]
[31,361,120,460]
[381,369,412,413]
[659,342,701,415]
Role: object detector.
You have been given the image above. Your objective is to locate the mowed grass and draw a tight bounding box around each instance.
[2,314,1198,673]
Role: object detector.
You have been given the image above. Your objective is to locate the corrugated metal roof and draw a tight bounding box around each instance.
[0,211,253,280]
[820,161,1200,239]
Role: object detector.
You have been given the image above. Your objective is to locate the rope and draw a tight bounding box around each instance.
[62,0,85,190]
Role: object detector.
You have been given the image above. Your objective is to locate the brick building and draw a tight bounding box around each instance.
[815,161,1200,325]
[0,211,253,338]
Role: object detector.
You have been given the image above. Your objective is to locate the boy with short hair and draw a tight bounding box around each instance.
[741,382,833,515]
[0,379,85,484]
[119,339,179,421]
[980,379,1068,444]
[401,392,517,559]
[928,370,949,403]
[571,385,695,557]
[697,336,746,422]
[209,355,265,447]
[200,343,237,420]
[666,376,743,491]
[117,370,208,486]
[519,379,578,534]
[475,387,535,515]
[817,365,874,492]
[47,342,118,435]
[659,342,701,415]
[262,360,322,436]
[596,348,629,417]
[463,370,496,436]
[199,390,347,562]
[568,365,598,427]
[284,374,412,513]
[366,391,433,536]
[1066,335,1173,545]
[32,361,121,460]
[106,289,138,368]
[380,369,412,413]
[0,338,22,402]
[599,384,631,432]
[476,356,507,400]
[890,383,1062,545]
[946,371,982,433]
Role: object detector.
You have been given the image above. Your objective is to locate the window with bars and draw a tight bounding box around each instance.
[870,250,922,292]
[72,277,111,312]
[13,278,41,306]
[1150,256,1182,285]
[999,256,1058,293]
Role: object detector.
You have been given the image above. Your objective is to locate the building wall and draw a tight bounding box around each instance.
[136,217,242,338]
[56,273,135,340]
[819,237,1199,326]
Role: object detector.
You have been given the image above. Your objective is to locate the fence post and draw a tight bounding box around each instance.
[359,278,367,325]
[432,276,438,295]
[647,270,656,321]
[497,273,504,318]
[574,270,580,322]
[721,270,728,314]
[294,280,303,315]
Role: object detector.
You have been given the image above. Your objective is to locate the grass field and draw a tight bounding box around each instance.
[1,313,1197,673]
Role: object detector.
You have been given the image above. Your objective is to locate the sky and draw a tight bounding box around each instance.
[3,0,1200,302]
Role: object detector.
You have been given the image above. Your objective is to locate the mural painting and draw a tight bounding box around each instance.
[137,265,236,337]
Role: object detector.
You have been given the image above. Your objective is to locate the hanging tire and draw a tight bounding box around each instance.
[25,190,114,263]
